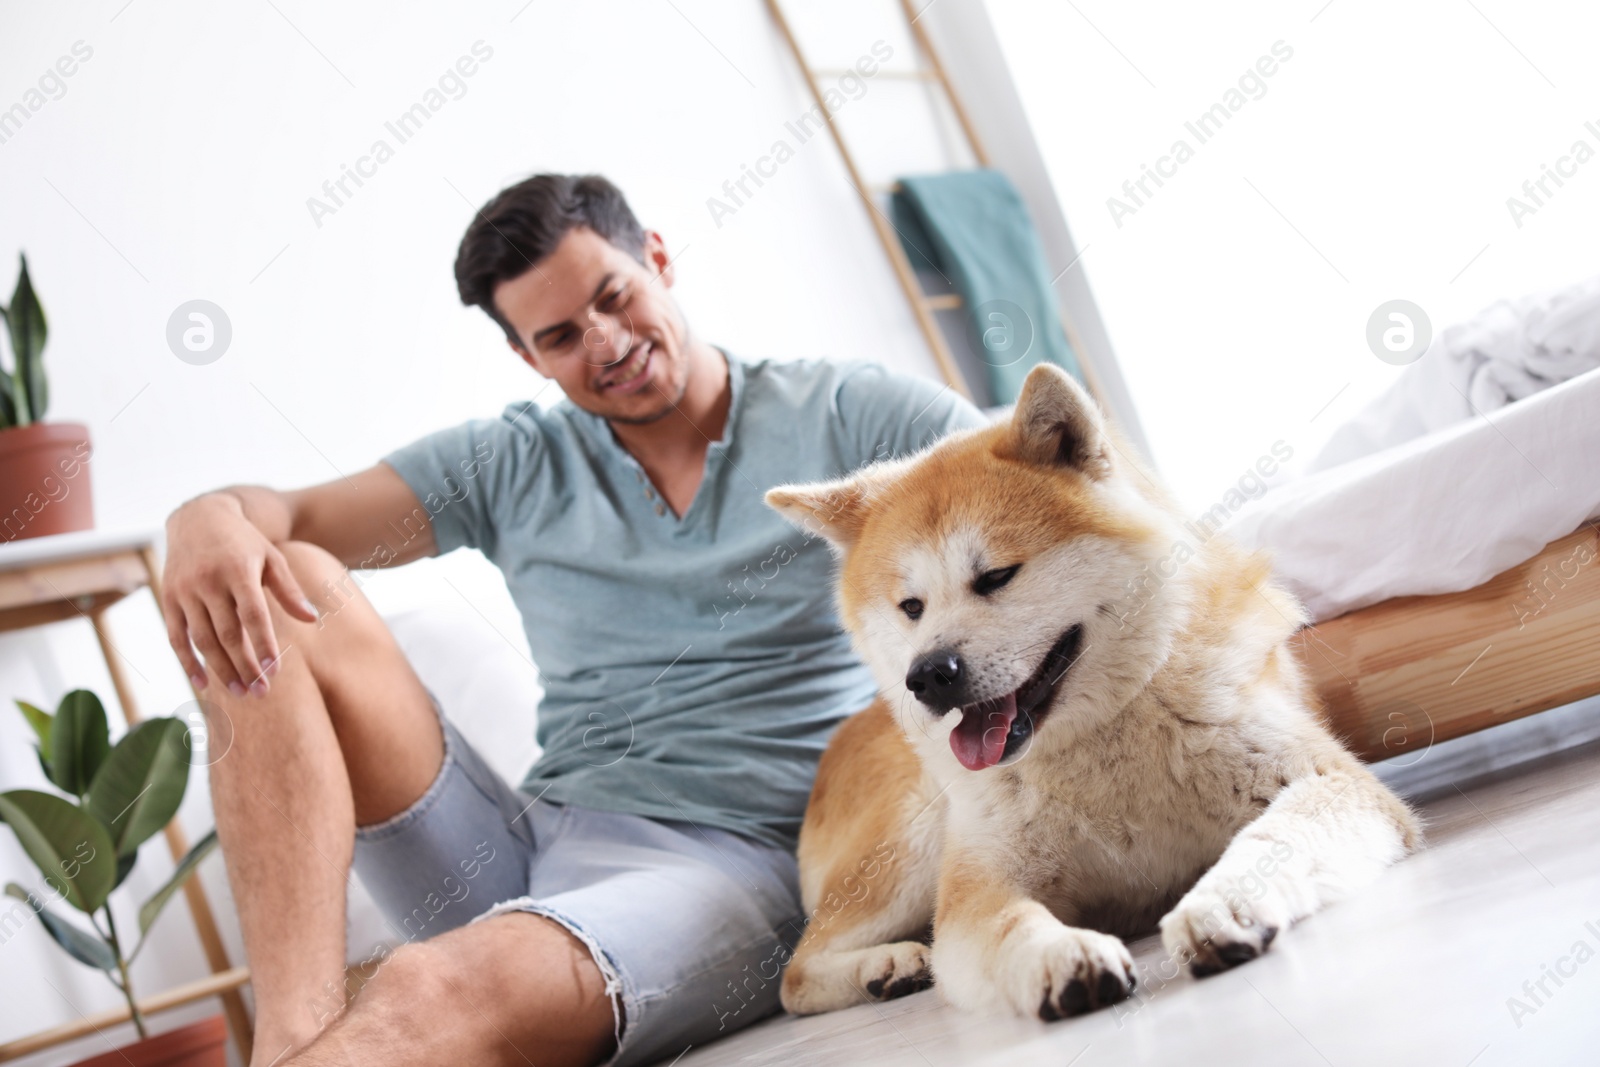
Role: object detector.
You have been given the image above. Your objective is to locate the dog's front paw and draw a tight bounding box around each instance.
[1159,881,1287,977]
[1004,928,1135,1020]
[781,941,932,1015]
[862,941,934,1001]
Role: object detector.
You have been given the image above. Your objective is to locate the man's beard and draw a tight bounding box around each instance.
[605,362,688,425]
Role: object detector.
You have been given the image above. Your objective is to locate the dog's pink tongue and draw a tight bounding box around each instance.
[949,693,1017,771]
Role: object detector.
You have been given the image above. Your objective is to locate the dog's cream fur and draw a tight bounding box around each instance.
[765,364,1420,1020]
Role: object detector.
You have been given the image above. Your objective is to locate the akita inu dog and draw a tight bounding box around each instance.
[764,363,1420,1020]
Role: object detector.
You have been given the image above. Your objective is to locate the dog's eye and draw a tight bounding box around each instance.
[899,598,924,620]
[973,564,1021,596]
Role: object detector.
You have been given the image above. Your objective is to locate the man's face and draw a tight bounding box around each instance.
[495,226,690,424]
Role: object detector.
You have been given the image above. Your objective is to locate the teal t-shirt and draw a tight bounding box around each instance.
[380,349,987,851]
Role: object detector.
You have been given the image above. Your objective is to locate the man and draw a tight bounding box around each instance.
[163,173,986,1067]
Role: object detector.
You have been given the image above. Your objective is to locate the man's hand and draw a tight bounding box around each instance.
[164,492,319,696]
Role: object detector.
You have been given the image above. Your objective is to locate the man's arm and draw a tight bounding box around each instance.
[163,463,436,698]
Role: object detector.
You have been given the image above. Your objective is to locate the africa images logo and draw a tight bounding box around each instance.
[1106,40,1294,228]
[706,41,894,228]
[305,41,495,228]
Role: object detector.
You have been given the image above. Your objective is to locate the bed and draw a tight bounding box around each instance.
[1224,365,1600,762]
[1298,523,1599,762]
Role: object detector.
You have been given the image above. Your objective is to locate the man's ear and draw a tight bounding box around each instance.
[765,474,875,551]
[998,363,1112,479]
[642,230,674,289]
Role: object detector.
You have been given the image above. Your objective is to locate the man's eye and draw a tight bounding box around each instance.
[601,288,627,311]
[899,598,924,620]
[973,564,1020,596]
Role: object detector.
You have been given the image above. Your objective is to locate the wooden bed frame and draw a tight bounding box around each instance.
[1297,523,1600,763]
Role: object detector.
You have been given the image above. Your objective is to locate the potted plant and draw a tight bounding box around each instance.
[2,690,226,1067]
[0,253,95,542]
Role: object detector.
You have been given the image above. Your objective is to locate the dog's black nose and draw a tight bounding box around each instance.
[906,650,964,705]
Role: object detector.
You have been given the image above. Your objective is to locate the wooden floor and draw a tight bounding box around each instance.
[668,702,1600,1066]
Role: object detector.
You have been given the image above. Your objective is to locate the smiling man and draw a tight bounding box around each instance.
[161,173,987,1067]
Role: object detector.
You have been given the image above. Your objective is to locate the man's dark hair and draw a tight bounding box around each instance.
[455,173,647,346]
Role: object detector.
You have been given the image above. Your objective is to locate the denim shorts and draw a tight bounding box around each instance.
[351,689,806,1067]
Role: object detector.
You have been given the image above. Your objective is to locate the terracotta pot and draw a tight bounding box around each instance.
[66,1014,227,1067]
[0,420,94,542]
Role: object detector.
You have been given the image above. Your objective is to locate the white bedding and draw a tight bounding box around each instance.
[1309,271,1600,472]
[1224,366,1600,622]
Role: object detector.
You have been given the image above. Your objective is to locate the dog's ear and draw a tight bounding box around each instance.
[999,363,1112,479]
[765,474,875,550]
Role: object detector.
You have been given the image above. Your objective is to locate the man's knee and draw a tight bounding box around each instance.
[339,941,461,1045]
[351,916,618,1063]
[399,913,608,1003]
[267,541,401,679]
[362,941,452,1007]
[275,540,368,621]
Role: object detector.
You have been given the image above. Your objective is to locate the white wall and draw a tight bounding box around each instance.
[0,0,984,1058]
[989,0,1600,510]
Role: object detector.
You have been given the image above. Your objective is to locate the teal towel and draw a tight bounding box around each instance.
[890,168,1083,405]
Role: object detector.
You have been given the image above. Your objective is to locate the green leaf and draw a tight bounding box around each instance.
[0,366,14,431]
[0,790,116,913]
[7,254,47,424]
[49,690,111,797]
[113,850,137,889]
[86,718,190,859]
[35,745,53,782]
[15,699,52,750]
[138,829,217,937]
[5,883,117,971]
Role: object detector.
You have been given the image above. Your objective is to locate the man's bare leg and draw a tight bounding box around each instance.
[289,911,616,1067]
[199,540,443,1062]
[199,541,612,1066]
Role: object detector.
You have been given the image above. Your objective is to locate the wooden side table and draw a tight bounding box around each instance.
[0,528,252,1064]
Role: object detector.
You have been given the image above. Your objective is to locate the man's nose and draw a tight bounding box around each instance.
[905,649,965,708]
[583,313,629,364]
